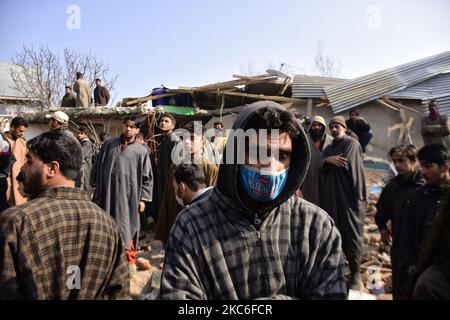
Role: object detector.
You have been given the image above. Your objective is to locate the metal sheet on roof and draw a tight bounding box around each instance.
[292,75,346,98]
[0,62,25,98]
[324,51,450,114]
[389,72,450,100]
[421,95,450,117]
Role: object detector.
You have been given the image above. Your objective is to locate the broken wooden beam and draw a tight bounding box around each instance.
[376,99,399,111]
[381,97,423,115]
[219,90,307,104]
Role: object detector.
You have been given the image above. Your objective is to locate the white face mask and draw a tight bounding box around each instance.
[175,184,185,207]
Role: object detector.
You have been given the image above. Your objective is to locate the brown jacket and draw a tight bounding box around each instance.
[5,134,27,206]
[0,187,129,299]
[73,78,92,108]
[94,85,110,106]
[155,157,218,245]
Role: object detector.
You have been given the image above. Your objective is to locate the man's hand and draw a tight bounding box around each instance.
[326,155,348,168]
[379,228,391,244]
[139,201,146,213]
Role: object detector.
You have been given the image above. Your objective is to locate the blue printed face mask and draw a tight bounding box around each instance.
[239,165,289,202]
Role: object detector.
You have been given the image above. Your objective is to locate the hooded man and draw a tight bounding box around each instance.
[160,101,346,300]
[420,100,450,149]
[320,116,367,290]
[301,115,333,207]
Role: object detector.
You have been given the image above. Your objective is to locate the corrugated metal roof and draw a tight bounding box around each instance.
[324,51,450,114]
[387,72,450,116]
[389,72,450,100]
[292,75,346,98]
[0,62,25,98]
[420,96,450,117]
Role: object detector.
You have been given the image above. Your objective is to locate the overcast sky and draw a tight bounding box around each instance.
[1,0,449,104]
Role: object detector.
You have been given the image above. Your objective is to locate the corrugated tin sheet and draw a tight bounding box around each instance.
[386,72,450,116]
[420,95,450,117]
[389,72,450,100]
[292,75,346,98]
[324,51,450,114]
[0,62,24,98]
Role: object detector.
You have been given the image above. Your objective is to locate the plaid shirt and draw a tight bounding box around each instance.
[0,187,129,299]
[160,188,346,300]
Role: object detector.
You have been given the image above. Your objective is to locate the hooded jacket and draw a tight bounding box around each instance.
[160,101,346,300]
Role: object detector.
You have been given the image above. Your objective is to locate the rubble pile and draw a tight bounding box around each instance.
[360,161,393,300]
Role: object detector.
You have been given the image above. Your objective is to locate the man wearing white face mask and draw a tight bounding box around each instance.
[173,164,213,207]
[160,101,346,300]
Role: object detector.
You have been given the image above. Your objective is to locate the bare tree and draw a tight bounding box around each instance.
[63,48,117,92]
[314,40,342,78]
[239,60,286,77]
[10,44,117,108]
[10,45,63,108]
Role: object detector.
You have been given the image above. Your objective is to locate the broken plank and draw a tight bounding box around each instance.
[219,90,307,104]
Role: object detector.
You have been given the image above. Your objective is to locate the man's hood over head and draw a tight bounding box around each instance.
[217,101,311,214]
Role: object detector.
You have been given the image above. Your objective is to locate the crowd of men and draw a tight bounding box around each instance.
[0,98,449,300]
[61,72,110,108]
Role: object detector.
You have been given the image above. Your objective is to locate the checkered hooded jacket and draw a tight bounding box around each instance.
[160,101,347,300]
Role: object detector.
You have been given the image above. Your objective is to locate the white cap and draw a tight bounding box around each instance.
[45,111,69,124]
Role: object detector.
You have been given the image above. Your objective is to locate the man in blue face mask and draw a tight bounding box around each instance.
[160,101,346,300]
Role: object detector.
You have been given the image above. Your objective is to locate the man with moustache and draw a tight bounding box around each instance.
[151,113,176,224]
[5,117,29,207]
[375,145,425,299]
[94,116,153,272]
[320,116,367,290]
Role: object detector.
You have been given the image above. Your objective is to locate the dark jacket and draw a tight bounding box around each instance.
[0,133,13,178]
[402,181,450,298]
[413,187,450,299]
[320,135,367,263]
[94,85,110,106]
[346,117,371,140]
[301,131,333,207]
[160,101,346,300]
[61,93,77,108]
[375,170,425,299]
